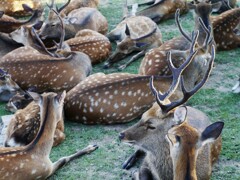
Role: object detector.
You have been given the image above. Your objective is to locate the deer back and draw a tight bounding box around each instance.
[136,0,188,23]
[0,46,92,92]
[65,29,111,64]
[64,73,182,124]
[212,8,240,50]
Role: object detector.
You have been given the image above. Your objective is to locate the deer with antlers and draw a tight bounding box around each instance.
[39,0,108,41]
[0,91,98,179]
[0,9,92,93]
[0,4,41,34]
[104,4,163,69]
[119,40,224,179]
[139,1,221,80]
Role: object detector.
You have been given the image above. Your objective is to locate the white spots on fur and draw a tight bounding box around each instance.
[31,169,37,174]
[114,103,119,109]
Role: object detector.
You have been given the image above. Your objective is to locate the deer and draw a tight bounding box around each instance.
[119,42,223,179]
[39,0,108,41]
[0,68,23,102]
[139,1,221,80]
[104,4,163,69]
[0,4,41,33]
[232,76,240,93]
[134,0,189,23]
[211,7,240,50]
[61,0,100,15]
[64,30,200,124]
[4,99,65,147]
[0,9,92,93]
[0,0,42,17]
[0,91,98,179]
[166,107,224,180]
[211,0,237,13]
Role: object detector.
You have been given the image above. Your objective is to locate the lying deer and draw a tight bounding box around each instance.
[120,43,223,179]
[105,4,162,69]
[0,0,42,17]
[211,7,240,50]
[139,1,221,80]
[0,4,40,33]
[61,0,99,15]
[135,0,189,23]
[0,9,92,93]
[5,100,65,147]
[39,0,108,40]
[0,69,22,102]
[232,76,240,93]
[0,91,98,179]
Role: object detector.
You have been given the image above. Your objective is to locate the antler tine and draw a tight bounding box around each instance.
[150,31,199,107]
[57,0,71,13]
[222,0,232,9]
[31,27,56,57]
[161,44,215,113]
[175,9,192,43]
[51,9,65,50]
[198,17,213,47]
[46,0,55,9]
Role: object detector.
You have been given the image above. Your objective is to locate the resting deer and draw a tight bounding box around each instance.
[0,91,98,179]
[232,76,240,93]
[120,43,223,179]
[0,4,41,33]
[5,100,65,147]
[0,9,92,93]
[0,0,42,17]
[104,4,162,69]
[139,1,221,80]
[61,0,99,15]
[166,107,224,180]
[39,0,108,41]
[135,0,189,23]
[64,31,199,124]
[211,7,240,50]
[0,69,23,102]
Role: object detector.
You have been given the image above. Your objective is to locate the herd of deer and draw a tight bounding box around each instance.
[0,0,239,179]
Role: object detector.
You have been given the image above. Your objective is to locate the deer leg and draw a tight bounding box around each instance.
[118,50,146,71]
[122,149,145,169]
[49,145,98,176]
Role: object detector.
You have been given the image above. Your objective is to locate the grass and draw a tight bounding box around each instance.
[1,0,240,179]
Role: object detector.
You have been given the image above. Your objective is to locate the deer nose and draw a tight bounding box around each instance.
[119,132,125,140]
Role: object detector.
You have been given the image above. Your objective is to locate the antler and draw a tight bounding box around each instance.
[46,0,55,9]
[150,44,215,113]
[56,0,71,13]
[175,9,192,43]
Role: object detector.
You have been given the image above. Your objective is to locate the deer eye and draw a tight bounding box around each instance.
[146,121,156,130]
[175,135,181,142]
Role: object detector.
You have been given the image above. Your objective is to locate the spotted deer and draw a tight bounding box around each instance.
[0,9,92,93]
[0,69,23,102]
[5,100,65,147]
[135,0,189,23]
[211,7,240,50]
[0,4,41,33]
[61,0,99,15]
[64,32,199,124]
[232,76,240,93]
[0,91,98,179]
[104,4,162,69]
[0,0,42,17]
[119,44,223,179]
[39,0,108,41]
[139,1,221,84]
[166,108,224,180]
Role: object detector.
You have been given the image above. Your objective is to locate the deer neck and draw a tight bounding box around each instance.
[173,148,198,180]
[26,98,57,156]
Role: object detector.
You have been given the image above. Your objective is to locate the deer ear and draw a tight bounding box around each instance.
[173,106,188,124]
[125,24,131,37]
[212,2,222,12]
[22,4,33,12]
[33,21,43,30]
[200,121,224,146]
[27,92,42,103]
